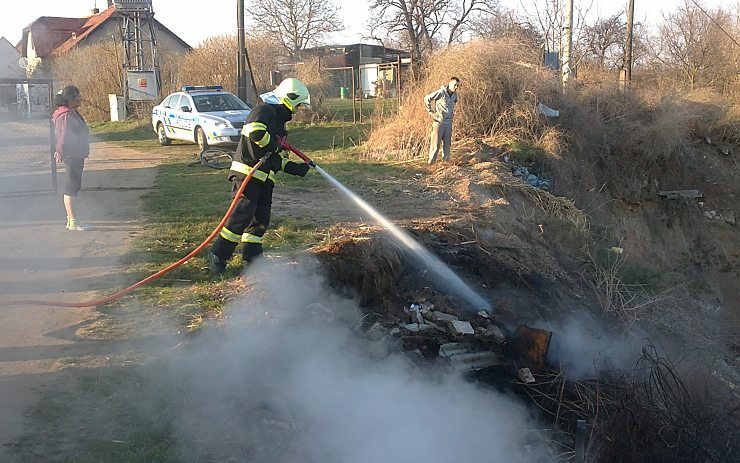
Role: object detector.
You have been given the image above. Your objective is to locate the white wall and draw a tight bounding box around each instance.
[0,37,25,79]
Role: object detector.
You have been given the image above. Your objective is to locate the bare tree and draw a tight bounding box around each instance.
[246,0,344,60]
[368,0,499,61]
[179,34,238,94]
[177,33,286,96]
[652,0,734,89]
[582,13,626,69]
[445,0,500,44]
[470,8,542,49]
[245,31,290,92]
[518,0,591,64]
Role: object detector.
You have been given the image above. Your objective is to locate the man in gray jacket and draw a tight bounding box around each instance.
[424,77,460,164]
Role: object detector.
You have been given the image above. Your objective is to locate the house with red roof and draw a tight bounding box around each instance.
[16,0,190,77]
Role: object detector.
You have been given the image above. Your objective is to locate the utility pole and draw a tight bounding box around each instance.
[237,0,247,102]
[623,0,635,89]
[561,0,574,88]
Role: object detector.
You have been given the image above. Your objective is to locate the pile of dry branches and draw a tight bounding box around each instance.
[519,346,739,462]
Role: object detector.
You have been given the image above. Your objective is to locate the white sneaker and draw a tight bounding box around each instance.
[67,222,93,231]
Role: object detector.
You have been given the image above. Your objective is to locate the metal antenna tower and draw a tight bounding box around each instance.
[114,0,160,102]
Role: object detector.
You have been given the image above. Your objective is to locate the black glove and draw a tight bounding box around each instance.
[294,162,310,177]
[283,158,310,176]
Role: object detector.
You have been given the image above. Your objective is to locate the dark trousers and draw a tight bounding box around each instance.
[211,179,273,262]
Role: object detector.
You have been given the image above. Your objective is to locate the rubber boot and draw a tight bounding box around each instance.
[207,251,227,276]
[241,242,263,265]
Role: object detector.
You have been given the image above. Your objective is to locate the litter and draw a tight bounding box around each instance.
[536,103,560,117]
[512,166,551,190]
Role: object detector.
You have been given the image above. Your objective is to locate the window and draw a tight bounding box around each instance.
[178,95,193,112]
[193,93,249,112]
[163,94,179,108]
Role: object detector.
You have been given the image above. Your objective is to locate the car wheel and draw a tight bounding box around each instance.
[196,127,209,152]
[157,123,172,146]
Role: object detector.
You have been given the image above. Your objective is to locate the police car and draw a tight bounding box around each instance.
[151,85,251,151]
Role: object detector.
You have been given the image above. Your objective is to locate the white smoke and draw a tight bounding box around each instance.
[539,313,646,380]
[165,257,555,462]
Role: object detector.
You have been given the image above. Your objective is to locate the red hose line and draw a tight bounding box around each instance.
[279,139,313,165]
[1,158,265,308]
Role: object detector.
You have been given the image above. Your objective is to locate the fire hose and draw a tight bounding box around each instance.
[1,156,274,309]
[1,140,316,309]
[278,136,316,167]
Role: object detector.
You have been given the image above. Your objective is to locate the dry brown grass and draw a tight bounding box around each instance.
[568,85,739,201]
[311,227,403,305]
[366,38,739,203]
[367,38,561,158]
[679,89,740,147]
[283,56,335,124]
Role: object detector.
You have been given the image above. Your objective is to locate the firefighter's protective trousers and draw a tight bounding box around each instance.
[211,175,273,263]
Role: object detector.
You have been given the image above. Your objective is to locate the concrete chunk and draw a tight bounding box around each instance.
[420,302,435,315]
[448,320,475,335]
[485,324,506,343]
[402,323,420,332]
[439,342,476,358]
[425,320,448,334]
[430,311,459,322]
[518,367,535,384]
[449,351,503,371]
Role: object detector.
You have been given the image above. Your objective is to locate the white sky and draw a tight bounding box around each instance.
[0,0,733,48]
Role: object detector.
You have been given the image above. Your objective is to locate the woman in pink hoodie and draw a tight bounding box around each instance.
[51,86,91,231]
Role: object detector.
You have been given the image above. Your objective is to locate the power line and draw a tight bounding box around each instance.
[689,0,740,50]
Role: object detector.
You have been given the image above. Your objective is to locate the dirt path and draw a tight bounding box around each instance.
[0,140,164,460]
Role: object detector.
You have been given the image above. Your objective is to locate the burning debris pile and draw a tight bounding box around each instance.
[310,221,740,462]
[312,224,558,385]
[389,302,507,369]
[370,300,551,383]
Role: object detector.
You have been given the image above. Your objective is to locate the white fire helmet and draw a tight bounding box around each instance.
[260,78,311,112]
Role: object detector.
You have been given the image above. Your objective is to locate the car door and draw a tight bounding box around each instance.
[162,94,182,140]
[176,95,195,137]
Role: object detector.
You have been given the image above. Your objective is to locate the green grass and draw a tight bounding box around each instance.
[17,366,180,463]
[321,97,399,122]
[506,140,547,166]
[92,119,413,328]
[90,119,200,156]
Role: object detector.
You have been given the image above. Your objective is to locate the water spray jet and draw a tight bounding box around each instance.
[279,140,491,313]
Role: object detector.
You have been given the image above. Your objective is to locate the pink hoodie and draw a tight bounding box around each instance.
[51,106,90,160]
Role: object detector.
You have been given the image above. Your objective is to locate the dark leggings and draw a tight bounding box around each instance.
[63,157,85,196]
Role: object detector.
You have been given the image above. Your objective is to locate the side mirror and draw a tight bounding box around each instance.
[180,106,191,112]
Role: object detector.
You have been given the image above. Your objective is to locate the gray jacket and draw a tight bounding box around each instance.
[424,85,458,124]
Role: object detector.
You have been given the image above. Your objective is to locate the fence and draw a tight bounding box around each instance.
[282,59,413,124]
[0,78,56,196]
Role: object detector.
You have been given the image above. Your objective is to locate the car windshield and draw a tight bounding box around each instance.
[192,93,249,112]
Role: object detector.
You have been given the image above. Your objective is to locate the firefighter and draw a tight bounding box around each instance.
[207,78,312,275]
